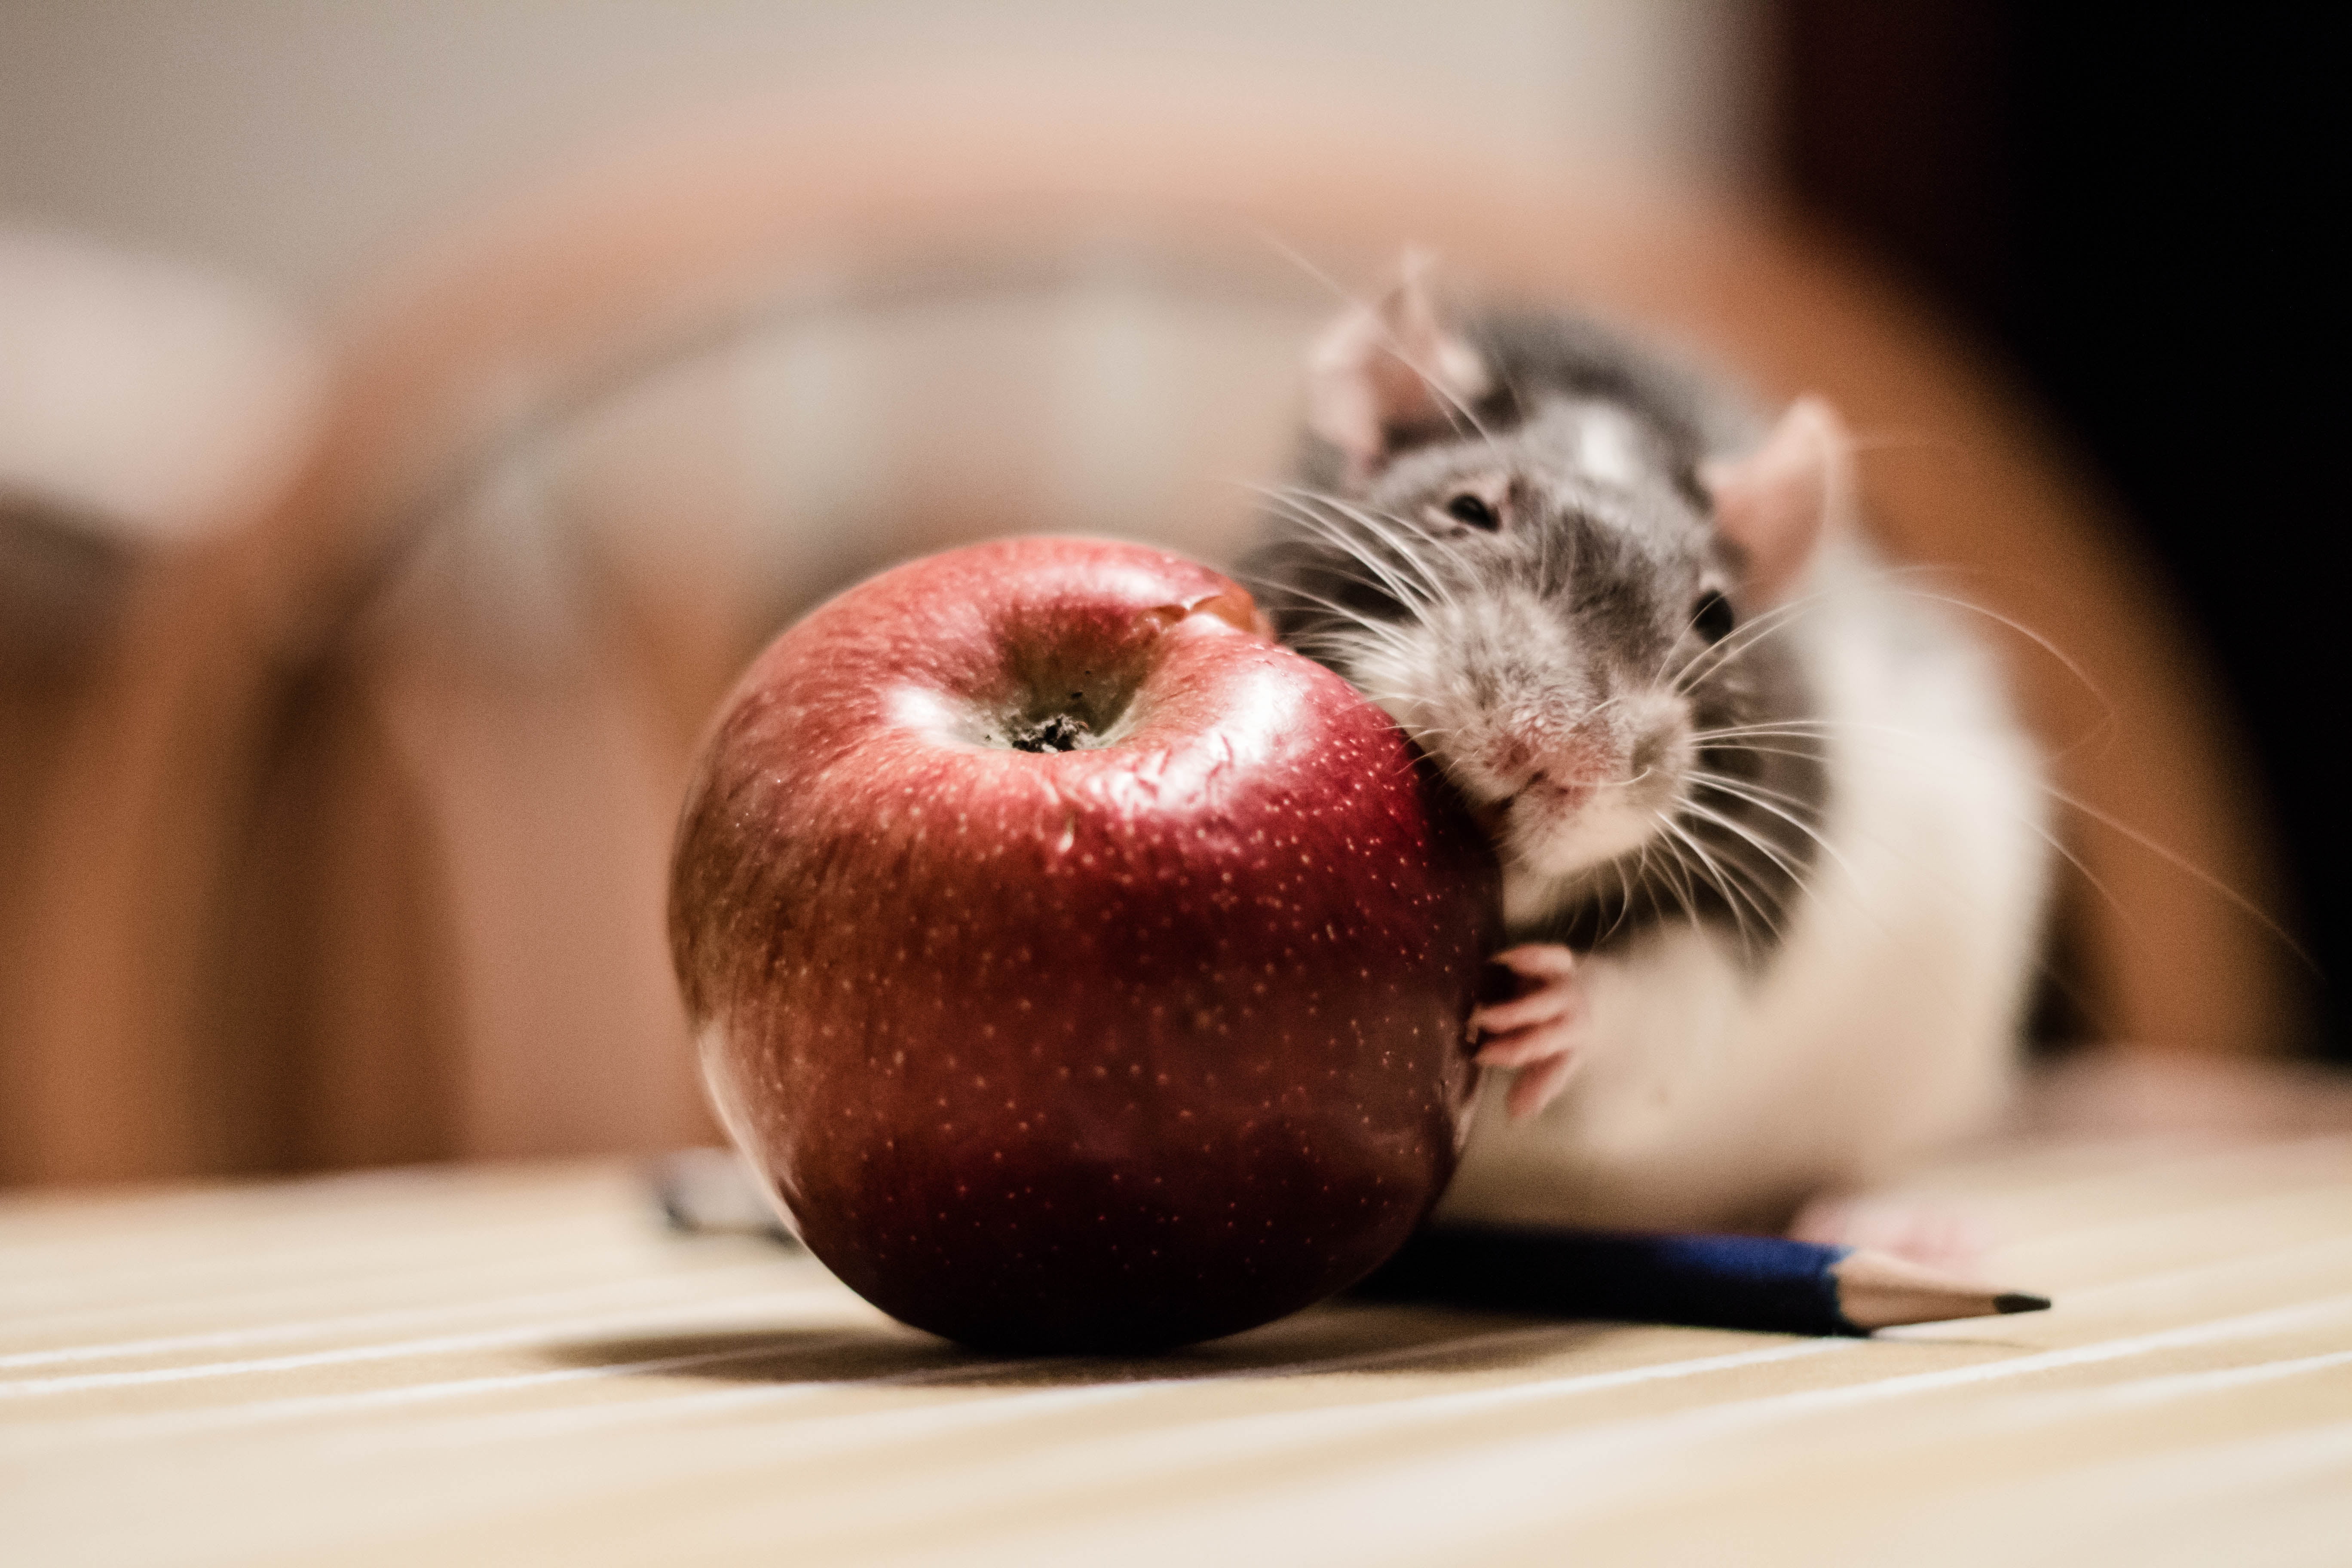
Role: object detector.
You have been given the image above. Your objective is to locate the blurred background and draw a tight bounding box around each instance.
[2,2,2339,1188]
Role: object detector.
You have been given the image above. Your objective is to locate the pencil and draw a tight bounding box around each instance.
[1350,1223,2052,1336]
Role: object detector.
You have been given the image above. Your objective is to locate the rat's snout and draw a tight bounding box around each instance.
[1483,692,1695,880]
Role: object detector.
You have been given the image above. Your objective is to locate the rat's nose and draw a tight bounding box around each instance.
[1529,729,1622,790]
[1482,732,1542,787]
[1477,709,1622,798]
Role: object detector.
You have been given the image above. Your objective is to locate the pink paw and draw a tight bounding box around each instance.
[1470,943,1584,1120]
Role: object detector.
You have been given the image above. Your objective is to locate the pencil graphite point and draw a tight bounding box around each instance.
[1829,1248,2056,1332]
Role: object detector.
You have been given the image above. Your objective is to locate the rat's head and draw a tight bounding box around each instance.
[1253,259,1851,919]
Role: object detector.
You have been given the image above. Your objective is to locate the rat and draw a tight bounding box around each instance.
[1238,257,2050,1246]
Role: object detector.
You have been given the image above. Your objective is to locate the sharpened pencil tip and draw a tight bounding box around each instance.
[1993,1292,2051,1315]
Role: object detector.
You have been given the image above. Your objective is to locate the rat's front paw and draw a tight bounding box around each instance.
[1470,943,1584,1120]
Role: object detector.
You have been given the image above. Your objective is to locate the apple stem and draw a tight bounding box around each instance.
[1010,713,1090,753]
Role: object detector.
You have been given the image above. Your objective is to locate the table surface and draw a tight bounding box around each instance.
[6,1132,2350,1567]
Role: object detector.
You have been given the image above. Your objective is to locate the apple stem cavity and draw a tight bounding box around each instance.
[988,671,1135,755]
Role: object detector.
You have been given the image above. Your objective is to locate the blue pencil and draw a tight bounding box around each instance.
[1351,1223,2051,1336]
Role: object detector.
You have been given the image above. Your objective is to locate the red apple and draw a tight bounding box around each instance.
[669,537,1500,1351]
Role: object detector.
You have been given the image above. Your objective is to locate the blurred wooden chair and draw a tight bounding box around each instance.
[0,231,317,1186]
[4,70,2301,1185]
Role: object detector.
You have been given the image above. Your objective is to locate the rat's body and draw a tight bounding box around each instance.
[1241,271,2048,1235]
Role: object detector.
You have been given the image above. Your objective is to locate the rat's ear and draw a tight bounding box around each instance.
[1703,396,1855,607]
[1305,252,1491,478]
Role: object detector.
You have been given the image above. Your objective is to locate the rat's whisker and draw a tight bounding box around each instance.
[1289,488,1462,615]
[1660,815,1776,953]
[1603,846,1638,944]
[1679,799,1809,889]
[1646,812,1708,941]
[1690,732,2282,960]
[1250,490,1441,617]
[1685,772,1837,861]
[1252,579,1424,650]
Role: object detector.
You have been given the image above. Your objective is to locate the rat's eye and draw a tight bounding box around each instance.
[1445,493,1501,530]
[1693,590,1735,642]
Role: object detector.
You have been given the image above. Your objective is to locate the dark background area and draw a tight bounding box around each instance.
[1776,3,2343,1062]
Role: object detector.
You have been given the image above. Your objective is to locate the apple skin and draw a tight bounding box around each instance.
[670,537,1501,1352]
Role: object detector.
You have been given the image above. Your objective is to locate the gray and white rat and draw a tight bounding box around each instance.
[1239,258,2050,1240]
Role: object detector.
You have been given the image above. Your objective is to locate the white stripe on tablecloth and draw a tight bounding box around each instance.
[0,1259,815,1371]
[0,1287,852,1398]
[0,1208,634,1313]
[0,1231,704,1342]
[2022,1344,2352,1412]
[0,1331,888,1458]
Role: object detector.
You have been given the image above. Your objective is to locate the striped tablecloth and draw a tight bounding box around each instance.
[6,1133,2349,1565]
